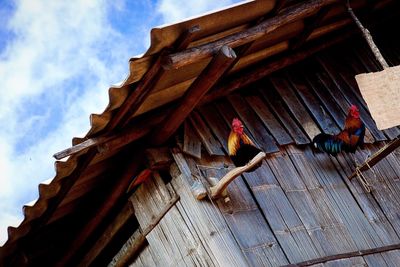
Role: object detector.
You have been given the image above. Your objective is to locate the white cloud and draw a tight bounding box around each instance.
[0,0,147,245]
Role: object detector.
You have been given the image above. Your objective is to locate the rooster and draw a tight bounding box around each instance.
[228,118,262,171]
[313,104,365,155]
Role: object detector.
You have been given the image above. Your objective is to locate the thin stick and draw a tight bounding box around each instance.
[346,0,389,69]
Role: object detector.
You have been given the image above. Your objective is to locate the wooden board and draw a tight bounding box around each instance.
[270,75,322,140]
[258,85,309,145]
[183,120,202,159]
[285,68,340,135]
[245,95,293,146]
[188,112,225,156]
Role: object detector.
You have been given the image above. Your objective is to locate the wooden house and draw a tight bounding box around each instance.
[1,0,400,266]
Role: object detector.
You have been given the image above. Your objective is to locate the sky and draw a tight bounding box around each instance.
[0,0,243,245]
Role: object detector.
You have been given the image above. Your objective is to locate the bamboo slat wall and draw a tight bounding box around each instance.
[124,32,400,266]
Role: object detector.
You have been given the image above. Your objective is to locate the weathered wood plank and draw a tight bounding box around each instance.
[285,69,340,135]
[244,162,321,263]
[171,152,250,267]
[227,94,280,153]
[270,75,321,140]
[188,112,225,156]
[292,146,396,250]
[198,104,230,153]
[193,153,289,266]
[245,95,293,146]
[258,84,310,145]
[183,120,202,159]
[131,171,216,267]
[145,147,173,170]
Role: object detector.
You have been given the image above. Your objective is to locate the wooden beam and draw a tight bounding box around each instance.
[150,45,237,145]
[290,5,332,49]
[53,112,165,160]
[164,0,339,69]
[56,152,145,267]
[284,243,400,267]
[209,152,266,199]
[349,136,400,179]
[201,29,354,104]
[78,202,135,267]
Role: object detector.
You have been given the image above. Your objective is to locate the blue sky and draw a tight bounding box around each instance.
[0,0,242,245]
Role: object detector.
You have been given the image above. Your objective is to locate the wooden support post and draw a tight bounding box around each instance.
[163,0,339,69]
[209,152,266,199]
[56,152,145,267]
[150,45,237,145]
[349,136,400,179]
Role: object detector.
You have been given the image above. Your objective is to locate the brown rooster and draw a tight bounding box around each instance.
[228,118,262,171]
[313,104,365,155]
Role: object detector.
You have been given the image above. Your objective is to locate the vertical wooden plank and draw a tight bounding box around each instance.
[285,68,340,135]
[258,84,309,145]
[171,152,249,267]
[227,94,280,153]
[270,75,321,140]
[194,154,289,266]
[363,253,389,267]
[130,172,216,267]
[244,161,322,263]
[183,120,202,159]
[293,146,398,250]
[188,111,225,156]
[198,104,231,153]
[245,95,293,145]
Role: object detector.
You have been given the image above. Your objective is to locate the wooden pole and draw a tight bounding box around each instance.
[347,0,389,69]
[150,45,237,145]
[164,0,339,69]
[210,152,266,199]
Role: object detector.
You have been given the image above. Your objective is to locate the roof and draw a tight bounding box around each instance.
[1,0,400,265]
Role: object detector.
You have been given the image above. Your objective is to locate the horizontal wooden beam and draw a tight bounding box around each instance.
[150,45,237,145]
[284,243,400,267]
[164,0,339,69]
[349,136,400,179]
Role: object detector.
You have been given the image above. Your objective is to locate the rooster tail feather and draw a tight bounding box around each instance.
[313,133,343,156]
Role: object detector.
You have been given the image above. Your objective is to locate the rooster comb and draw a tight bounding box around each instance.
[232,118,242,127]
[349,104,358,112]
